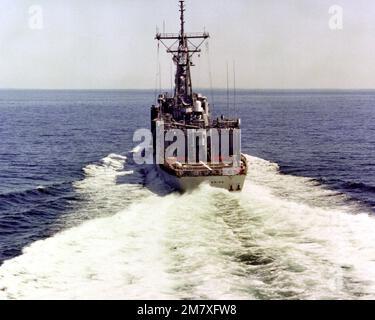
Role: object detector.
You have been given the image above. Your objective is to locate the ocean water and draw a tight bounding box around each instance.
[0,89,374,299]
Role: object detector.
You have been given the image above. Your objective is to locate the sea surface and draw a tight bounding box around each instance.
[0,89,375,299]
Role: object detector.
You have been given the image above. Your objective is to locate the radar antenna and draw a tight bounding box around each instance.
[155,0,209,106]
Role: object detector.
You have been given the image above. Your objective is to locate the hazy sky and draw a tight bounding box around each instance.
[1,0,375,89]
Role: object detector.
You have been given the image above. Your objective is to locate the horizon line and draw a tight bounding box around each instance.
[2,87,375,91]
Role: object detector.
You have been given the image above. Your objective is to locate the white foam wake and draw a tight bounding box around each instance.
[62,153,151,227]
[1,154,375,300]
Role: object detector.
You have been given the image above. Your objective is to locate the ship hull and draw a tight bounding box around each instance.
[156,165,246,193]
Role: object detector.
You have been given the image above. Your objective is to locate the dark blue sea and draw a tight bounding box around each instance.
[0,89,375,299]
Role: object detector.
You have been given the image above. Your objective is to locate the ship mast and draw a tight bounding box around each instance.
[155,0,209,107]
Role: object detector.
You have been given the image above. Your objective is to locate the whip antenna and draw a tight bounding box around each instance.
[233,60,237,116]
[226,61,230,112]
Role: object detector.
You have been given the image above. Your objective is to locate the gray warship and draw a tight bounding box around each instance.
[151,0,248,192]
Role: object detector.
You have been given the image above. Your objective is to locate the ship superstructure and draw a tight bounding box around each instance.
[151,0,247,192]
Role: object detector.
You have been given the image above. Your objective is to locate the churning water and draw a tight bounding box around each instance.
[0,90,374,299]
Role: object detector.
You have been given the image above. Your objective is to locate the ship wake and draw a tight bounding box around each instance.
[1,154,375,299]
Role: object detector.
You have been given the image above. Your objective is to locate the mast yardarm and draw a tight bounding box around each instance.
[155,0,209,106]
